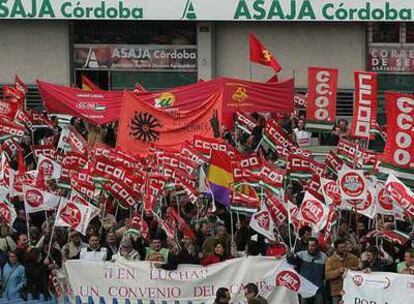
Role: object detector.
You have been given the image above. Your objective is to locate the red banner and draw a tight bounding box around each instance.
[351,71,378,139]
[306,67,338,131]
[38,78,294,128]
[381,92,414,180]
[37,80,123,124]
[117,91,222,156]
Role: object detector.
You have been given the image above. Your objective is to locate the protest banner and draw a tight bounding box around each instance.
[65,257,298,304]
[343,270,414,304]
[117,91,222,156]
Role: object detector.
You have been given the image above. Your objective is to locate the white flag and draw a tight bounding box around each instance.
[249,202,276,241]
[270,260,319,298]
[298,191,329,233]
[23,186,61,213]
[55,198,98,235]
[357,178,377,219]
[37,155,61,179]
[338,167,367,206]
[320,177,340,206]
[0,201,16,226]
[57,128,71,152]
[70,190,100,220]
[385,174,414,218]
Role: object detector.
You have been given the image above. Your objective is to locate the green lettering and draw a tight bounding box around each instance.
[267,0,285,20]
[234,0,251,20]
[322,4,334,20]
[252,0,266,20]
[400,8,411,20]
[11,0,26,18]
[298,0,315,20]
[285,0,296,20]
[60,2,72,17]
[0,0,9,17]
[39,0,55,18]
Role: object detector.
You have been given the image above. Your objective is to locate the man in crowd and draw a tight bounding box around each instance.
[80,234,108,261]
[145,237,170,264]
[113,238,141,262]
[62,231,88,260]
[244,283,268,304]
[105,232,119,261]
[325,239,359,304]
[287,238,327,304]
[295,226,312,253]
[293,118,312,147]
[397,249,414,274]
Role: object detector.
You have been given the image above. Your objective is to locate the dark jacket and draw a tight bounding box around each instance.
[25,261,49,300]
[287,250,327,289]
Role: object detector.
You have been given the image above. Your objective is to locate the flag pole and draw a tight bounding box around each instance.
[46,203,59,259]
[249,61,253,81]
[25,213,31,245]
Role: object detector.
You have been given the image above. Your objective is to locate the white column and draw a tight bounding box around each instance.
[197,22,215,80]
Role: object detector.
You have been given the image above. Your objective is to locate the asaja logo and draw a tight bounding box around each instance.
[155,92,176,108]
[232,87,248,103]
[182,0,197,20]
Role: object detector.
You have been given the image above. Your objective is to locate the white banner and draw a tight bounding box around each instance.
[65,257,299,304]
[0,1,413,21]
[343,270,414,304]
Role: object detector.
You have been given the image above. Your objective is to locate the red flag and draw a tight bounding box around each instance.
[167,208,195,239]
[249,33,282,72]
[14,75,28,96]
[81,75,101,91]
[132,83,147,94]
[380,92,414,181]
[306,67,338,131]
[351,71,378,140]
[17,148,26,174]
[117,91,222,156]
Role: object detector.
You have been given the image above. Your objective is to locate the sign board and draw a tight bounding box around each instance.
[74,45,197,71]
[1,1,414,21]
[368,46,414,72]
[65,257,299,304]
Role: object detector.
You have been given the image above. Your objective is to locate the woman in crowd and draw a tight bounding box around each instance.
[201,241,232,266]
[2,251,26,300]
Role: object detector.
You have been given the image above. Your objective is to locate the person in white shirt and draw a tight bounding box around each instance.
[80,234,107,261]
[293,118,312,147]
[112,238,142,262]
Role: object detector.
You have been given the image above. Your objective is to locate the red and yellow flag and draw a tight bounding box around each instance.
[117,91,222,156]
[249,33,282,72]
[81,75,101,91]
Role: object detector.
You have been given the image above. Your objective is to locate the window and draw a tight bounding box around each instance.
[371,23,400,43]
[406,23,414,43]
[73,21,197,45]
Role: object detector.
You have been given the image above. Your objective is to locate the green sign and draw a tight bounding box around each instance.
[0,0,412,21]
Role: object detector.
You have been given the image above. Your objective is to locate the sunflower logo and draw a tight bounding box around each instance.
[155,92,176,108]
[129,112,162,143]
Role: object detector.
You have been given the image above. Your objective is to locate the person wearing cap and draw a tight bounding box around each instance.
[112,238,141,262]
[61,230,88,260]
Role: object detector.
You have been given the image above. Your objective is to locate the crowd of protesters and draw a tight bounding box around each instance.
[0,109,412,304]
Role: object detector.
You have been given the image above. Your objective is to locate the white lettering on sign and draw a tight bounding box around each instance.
[314,71,332,121]
[394,97,414,167]
[355,73,373,138]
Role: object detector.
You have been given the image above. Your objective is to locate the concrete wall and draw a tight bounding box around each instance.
[215,22,366,89]
[0,21,70,85]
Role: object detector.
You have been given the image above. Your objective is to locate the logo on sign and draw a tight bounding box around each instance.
[301,199,324,223]
[25,189,43,208]
[276,271,300,292]
[232,87,248,103]
[155,92,176,108]
[341,172,365,197]
[59,202,81,228]
[323,181,341,204]
[353,275,364,286]
[0,202,10,223]
[39,159,55,177]
[253,211,270,230]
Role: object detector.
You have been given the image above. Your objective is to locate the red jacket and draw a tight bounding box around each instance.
[201,255,230,266]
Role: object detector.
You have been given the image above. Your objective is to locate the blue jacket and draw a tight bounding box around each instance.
[287,250,327,288]
[2,262,26,300]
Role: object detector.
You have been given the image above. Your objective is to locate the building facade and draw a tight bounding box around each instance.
[0,0,412,117]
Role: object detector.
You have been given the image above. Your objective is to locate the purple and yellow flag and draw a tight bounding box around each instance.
[207,150,233,207]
